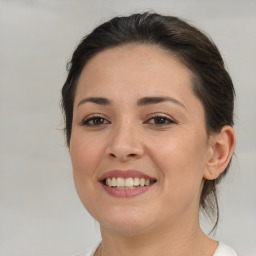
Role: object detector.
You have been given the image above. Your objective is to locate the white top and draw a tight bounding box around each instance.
[74,241,237,256]
[213,242,238,256]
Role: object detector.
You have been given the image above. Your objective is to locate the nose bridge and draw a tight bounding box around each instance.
[107,114,143,159]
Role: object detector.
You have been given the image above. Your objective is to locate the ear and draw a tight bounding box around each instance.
[204,125,236,180]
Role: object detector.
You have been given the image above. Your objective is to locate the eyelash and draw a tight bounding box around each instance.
[80,114,175,127]
[145,115,175,126]
[80,115,110,127]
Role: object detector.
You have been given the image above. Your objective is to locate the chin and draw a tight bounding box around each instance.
[94,205,155,235]
[101,219,152,236]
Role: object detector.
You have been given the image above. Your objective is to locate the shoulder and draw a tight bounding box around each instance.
[213,242,238,256]
[72,242,101,256]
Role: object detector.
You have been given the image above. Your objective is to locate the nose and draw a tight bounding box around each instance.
[106,118,144,161]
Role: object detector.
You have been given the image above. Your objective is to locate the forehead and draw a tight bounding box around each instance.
[75,44,197,106]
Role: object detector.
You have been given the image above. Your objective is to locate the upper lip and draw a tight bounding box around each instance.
[99,169,156,181]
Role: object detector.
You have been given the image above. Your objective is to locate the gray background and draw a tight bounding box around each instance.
[0,0,255,255]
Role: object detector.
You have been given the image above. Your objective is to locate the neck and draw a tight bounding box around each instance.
[97,217,218,256]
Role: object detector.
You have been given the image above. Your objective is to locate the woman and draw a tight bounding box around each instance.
[62,12,237,256]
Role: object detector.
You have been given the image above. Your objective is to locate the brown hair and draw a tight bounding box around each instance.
[61,12,235,232]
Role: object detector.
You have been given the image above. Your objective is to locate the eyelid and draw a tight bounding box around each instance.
[80,114,111,126]
[144,113,176,125]
[79,113,176,127]
[145,112,175,120]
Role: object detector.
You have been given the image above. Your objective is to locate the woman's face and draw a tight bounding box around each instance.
[70,44,212,235]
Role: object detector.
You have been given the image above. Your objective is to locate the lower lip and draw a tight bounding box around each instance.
[101,183,154,198]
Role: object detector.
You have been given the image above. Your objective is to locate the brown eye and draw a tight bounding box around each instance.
[81,116,110,126]
[146,115,175,126]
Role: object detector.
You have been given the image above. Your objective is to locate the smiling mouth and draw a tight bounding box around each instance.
[99,170,157,197]
[103,177,157,189]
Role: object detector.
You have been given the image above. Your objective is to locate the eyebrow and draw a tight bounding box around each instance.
[77,97,111,107]
[137,96,187,110]
[77,96,187,110]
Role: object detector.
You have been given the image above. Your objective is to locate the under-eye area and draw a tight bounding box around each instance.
[102,177,157,189]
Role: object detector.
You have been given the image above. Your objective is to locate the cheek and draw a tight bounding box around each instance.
[148,132,207,197]
[70,131,103,173]
[150,130,207,171]
[69,131,104,201]
[69,135,103,220]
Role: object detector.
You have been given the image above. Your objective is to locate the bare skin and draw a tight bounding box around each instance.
[95,218,218,256]
[70,44,235,256]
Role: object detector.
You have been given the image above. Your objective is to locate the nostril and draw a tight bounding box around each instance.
[128,154,137,157]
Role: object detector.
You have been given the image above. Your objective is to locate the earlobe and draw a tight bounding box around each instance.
[204,126,236,180]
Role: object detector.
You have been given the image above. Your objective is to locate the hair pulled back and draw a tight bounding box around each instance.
[61,12,235,232]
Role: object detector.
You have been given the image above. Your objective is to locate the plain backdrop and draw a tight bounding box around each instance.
[0,0,255,255]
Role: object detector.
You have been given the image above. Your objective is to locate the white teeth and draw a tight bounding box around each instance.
[125,177,134,187]
[105,177,153,188]
[140,178,145,186]
[112,177,117,187]
[145,179,150,186]
[134,177,140,186]
[106,178,112,186]
[116,177,125,188]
